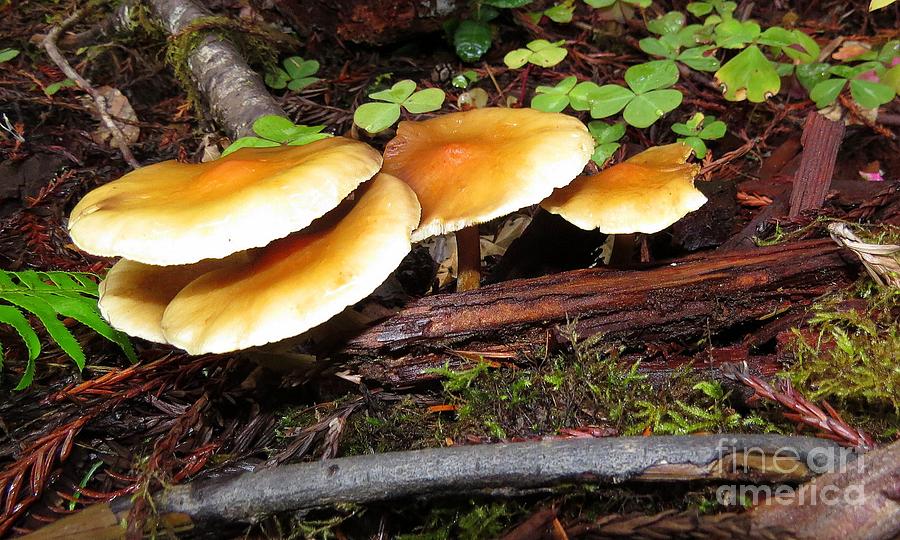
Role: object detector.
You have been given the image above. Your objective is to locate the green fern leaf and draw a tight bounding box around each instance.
[0,270,136,389]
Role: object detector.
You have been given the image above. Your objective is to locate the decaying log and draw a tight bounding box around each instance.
[341,239,858,384]
[789,112,845,217]
[147,0,286,137]
[273,0,466,44]
[26,435,848,538]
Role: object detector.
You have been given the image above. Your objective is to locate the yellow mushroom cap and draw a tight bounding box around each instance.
[541,142,706,234]
[382,107,594,242]
[160,173,421,355]
[68,138,383,265]
[97,256,247,344]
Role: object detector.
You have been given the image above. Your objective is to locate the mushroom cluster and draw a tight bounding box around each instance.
[69,108,706,356]
[69,140,420,354]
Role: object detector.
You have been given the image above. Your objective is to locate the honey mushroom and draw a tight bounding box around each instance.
[382,107,594,291]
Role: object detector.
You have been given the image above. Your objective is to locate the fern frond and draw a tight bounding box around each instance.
[0,270,136,389]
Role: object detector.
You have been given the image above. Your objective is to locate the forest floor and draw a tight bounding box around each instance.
[0,0,899,538]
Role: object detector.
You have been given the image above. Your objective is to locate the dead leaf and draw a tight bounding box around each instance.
[832,40,871,61]
[80,85,139,146]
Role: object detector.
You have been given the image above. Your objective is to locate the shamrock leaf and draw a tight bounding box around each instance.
[809,78,847,108]
[714,45,781,102]
[848,79,895,109]
[354,102,401,133]
[624,60,679,93]
[677,46,720,71]
[623,89,683,128]
[530,76,578,112]
[504,40,568,68]
[589,85,636,118]
[370,80,418,104]
[714,19,760,49]
[403,88,446,113]
[796,63,831,91]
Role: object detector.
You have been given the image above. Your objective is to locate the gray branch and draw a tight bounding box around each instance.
[149,435,848,523]
[146,0,286,137]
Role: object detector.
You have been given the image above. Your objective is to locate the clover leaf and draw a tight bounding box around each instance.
[354,80,446,133]
[0,48,19,63]
[585,62,683,128]
[587,121,625,166]
[714,45,780,102]
[504,39,568,69]
[265,56,321,91]
[808,63,896,109]
[671,112,726,158]
[531,76,578,112]
[221,115,331,157]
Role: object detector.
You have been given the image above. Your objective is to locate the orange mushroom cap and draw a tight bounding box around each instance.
[160,173,421,354]
[382,107,594,242]
[541,143,706,234]
[69,138,382,265]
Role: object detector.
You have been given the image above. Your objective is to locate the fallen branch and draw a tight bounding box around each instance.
[28,435,848,537]
[341,239,858,385]
[146,0,286,137]
[42,9,140,169]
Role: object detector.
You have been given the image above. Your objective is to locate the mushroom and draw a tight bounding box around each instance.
[541,143,706,252]
[382,107,594,290]
[68,138,383,265]
[159,173,421,354]
[97,256,247,345]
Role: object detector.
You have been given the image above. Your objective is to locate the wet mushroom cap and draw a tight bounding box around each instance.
[97,256,248,345]
[68,138,383,265]
[382,107,594,242]
[160,173,421,355]
[541,142,706,234]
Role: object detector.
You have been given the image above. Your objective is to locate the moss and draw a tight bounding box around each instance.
[786,282,900,416]
[161,16,293,115]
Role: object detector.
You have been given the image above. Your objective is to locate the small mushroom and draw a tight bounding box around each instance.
[97,256,247,345]
[159,173,421,354]
[68,138,383,265]
[382,107,594,290]
[541,142,706,235]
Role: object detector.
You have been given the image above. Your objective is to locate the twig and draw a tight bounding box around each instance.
[42,9,140,169]
[723,362,876,451]
[36,435,847,536]
[565,510,790,539]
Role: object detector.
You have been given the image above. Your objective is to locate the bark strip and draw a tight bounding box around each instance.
[789,112,845,217]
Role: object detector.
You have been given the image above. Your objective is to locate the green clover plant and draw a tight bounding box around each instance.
[530,76,578,112]
[639,12,720,72]
[671,112,726,158]
[222,115,330,157]
[353,80,446,134]
[572,61,683,128]
[265,56,320,91]
[504,39,568,69]
[587,121,625,166]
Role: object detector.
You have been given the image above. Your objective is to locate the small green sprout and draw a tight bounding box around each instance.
[353,80,445,134]
[639,12,719,72]
[503,39,568,69]
[221,115,330,157]
[587,121,625,166]
[452,70,480,89]
[0,48,19,63]
[265,56,320,91]
[671,112,726,158]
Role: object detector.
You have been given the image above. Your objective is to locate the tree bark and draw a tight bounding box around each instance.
[147,0,286,137]
[340,239,857,384]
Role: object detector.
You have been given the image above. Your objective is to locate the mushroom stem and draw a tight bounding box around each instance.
[455,225,482,291]
[608,234,636,266]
